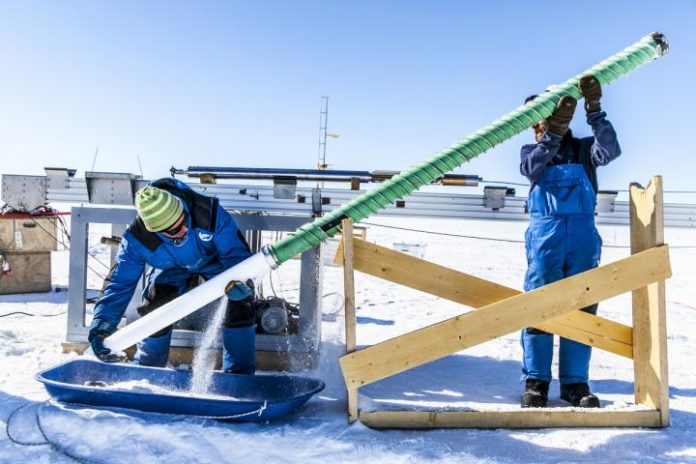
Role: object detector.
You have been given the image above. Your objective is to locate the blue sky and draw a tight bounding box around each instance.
[1,1,694,199]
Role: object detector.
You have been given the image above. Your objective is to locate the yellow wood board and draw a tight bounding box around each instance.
[340,246,671,389]
[630,176,670,426]
[342,238,633,358]
[359,409,661,429]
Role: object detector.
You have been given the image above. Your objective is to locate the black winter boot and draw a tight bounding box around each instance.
[521,379,549,408]
[560,383,600,408]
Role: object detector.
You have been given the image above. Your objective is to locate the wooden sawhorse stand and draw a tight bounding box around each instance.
[336,177,670,428]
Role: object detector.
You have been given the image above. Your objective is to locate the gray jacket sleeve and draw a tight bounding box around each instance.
[519,131,563,182]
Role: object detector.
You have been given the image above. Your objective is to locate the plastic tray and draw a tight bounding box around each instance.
[36,359,324,422]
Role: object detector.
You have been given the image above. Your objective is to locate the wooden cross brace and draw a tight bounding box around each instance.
[337,244,671,389]
[336,238,636,359]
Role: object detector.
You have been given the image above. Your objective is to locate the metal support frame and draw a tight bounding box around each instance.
[2,172,693,228]
[84,172,143,205]
[35,175,696,228]
[66,207,322,355]
[67,207,136,341]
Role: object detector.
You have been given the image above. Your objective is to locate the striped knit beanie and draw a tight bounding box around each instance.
[135,186,184,232]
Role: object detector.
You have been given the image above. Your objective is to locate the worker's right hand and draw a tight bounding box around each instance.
[89,331,126,363]
[579,75,602,113]
[225,279,255,302]
[546,96,577,136]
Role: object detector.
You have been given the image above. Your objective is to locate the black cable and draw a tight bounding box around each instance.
[481,179,696,195]
[268,268,278,297]
[5,402,46,446]
[34,216,106,268]
[360,221,696,249]
[614,189,696,194]
[0,311,66,318]
[5,401,103,464]
[28,216,110,279]
[322,291,345,316]
[360,221,525,244]
[56,214,71,240]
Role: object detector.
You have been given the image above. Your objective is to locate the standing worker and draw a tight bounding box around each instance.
[88,178,257,374]
[519,75,621,408]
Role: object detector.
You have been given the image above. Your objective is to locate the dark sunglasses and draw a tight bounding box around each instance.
[162,212,188,236]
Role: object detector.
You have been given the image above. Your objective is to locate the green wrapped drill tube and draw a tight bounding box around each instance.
[267,32,669,265]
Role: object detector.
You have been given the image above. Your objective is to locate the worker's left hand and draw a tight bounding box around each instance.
[579,75,602,113]
[89,331,127,363]
[546,96,577,136]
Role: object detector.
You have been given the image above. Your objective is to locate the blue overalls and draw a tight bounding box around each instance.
[90,179,255,372]
[521,163,602,384]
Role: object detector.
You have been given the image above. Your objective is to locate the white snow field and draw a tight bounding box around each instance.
[1,216,695,463]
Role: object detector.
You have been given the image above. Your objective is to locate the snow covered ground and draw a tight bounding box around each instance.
[1,216,695,463]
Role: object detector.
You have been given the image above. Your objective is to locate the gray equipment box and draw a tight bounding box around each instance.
[85,172,142,205]
[1,175,48,211]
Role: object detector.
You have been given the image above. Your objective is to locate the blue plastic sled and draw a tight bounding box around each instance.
[36,359,324,422]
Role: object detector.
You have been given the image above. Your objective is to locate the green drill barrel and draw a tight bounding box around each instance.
[269,32,668,265]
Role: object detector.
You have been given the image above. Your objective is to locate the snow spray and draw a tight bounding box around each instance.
[189,298,228,394]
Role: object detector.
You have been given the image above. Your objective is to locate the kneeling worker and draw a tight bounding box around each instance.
[88,178,257,374]
[519,75,621,407]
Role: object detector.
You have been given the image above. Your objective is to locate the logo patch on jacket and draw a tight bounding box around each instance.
[198,232,214,242]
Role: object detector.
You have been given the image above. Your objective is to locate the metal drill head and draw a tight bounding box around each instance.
[651,32,669,57]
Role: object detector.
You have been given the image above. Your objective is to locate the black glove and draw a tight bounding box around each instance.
[89,330,126,363]
[579,75,602,113]
[546,96,577,136]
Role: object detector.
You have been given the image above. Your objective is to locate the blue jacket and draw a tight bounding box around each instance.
[520,111,622,193]
[90,179,251,335]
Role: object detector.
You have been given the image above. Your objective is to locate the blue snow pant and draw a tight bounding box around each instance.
[521,164,602,385]
[134,261,256,373]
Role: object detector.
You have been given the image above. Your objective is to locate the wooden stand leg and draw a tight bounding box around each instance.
[342,218,359,423]
[630,176,670,426]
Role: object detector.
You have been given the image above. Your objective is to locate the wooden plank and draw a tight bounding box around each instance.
[333,235,345,266]
[341,219,359,423]
[332,227,366,266]
[347,388,359,424]
[349,238,633,358]
[343,220,357,354]
[352,238,518,307]
[62,341,95,355]
[630,176,670,426]
[539,310,632,346]
[359,409,661,429]
[340,246,671,389]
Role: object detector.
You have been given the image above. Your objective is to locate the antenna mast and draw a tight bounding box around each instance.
[317,96,329,170]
